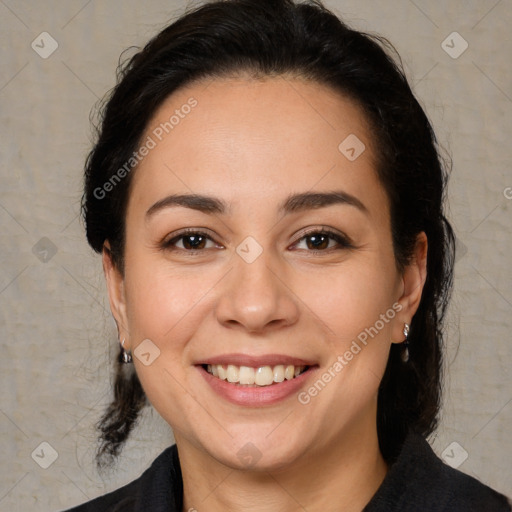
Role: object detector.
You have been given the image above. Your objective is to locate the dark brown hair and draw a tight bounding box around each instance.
[82,0,455,469]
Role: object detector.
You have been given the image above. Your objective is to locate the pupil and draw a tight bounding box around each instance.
[184,235,205,249]
[308,234,328,250]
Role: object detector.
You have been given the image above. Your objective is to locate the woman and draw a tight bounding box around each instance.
[65,0,511,510]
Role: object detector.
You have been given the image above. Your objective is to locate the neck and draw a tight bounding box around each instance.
[176,421,387,512]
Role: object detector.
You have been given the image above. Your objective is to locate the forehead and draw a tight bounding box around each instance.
[128,76,385,216]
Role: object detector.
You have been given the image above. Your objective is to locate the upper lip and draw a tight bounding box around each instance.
[195,353,316,367]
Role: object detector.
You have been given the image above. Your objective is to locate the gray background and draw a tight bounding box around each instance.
[0,0,511,510]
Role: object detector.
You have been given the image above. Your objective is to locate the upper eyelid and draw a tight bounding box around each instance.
[164,227,218,241]
[291,229,352,249]
[294,226,346,239]
[164,229,222,248]
[164,227,351,249]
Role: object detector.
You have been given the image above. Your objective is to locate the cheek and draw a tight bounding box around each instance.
[293,259,398,345]
[122,257,230,406]
[122,265,215,421]
[123,260,217,339]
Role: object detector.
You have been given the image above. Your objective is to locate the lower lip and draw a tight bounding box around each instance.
[197,365,317,406]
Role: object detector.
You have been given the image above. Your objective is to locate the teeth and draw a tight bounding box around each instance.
[217,365,227,380]
[239,366,255,385]
[205,364,307,386]
[273,365,285,383]
[226,364,239,383]
[255,366,274,386]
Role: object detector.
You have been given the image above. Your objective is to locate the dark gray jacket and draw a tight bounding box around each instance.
[63,433,511,511]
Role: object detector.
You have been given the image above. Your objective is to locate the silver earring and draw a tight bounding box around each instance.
[401,323,410,362]
[120,338,132,364]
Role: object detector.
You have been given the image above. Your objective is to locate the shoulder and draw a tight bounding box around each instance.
[61,444,181,512]
[365,433,511,512]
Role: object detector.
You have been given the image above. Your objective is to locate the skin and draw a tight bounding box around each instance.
[103,74,427,512]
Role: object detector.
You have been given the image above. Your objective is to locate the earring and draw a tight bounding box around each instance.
[401,323,410,362]
[120,338,132,364]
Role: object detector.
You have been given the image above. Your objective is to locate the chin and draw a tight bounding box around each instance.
[203,427,310,473]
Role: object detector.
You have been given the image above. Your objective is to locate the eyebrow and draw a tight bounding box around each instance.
[280,190,368,215]
[145,190,369,218]
[146,194,226,218]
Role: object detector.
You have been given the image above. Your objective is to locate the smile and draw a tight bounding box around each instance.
[204,364,309,386]
[196,353,318,405]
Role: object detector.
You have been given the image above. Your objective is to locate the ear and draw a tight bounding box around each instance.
[102,242,130,350]
[392,231,428,344]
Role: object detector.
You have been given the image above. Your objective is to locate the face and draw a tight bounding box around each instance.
[104,75,426,471]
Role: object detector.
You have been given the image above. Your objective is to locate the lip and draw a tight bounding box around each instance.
[195,353,316,367]
[197,361,318,407]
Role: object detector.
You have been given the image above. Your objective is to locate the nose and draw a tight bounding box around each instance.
[214,248,300,334]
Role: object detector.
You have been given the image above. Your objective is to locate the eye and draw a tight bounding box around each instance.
[162,229,222,251]
[161,227,353,253]
[292,228,353,252]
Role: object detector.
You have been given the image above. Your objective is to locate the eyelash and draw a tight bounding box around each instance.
[292,228,354,252]
[161,227,353,254]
